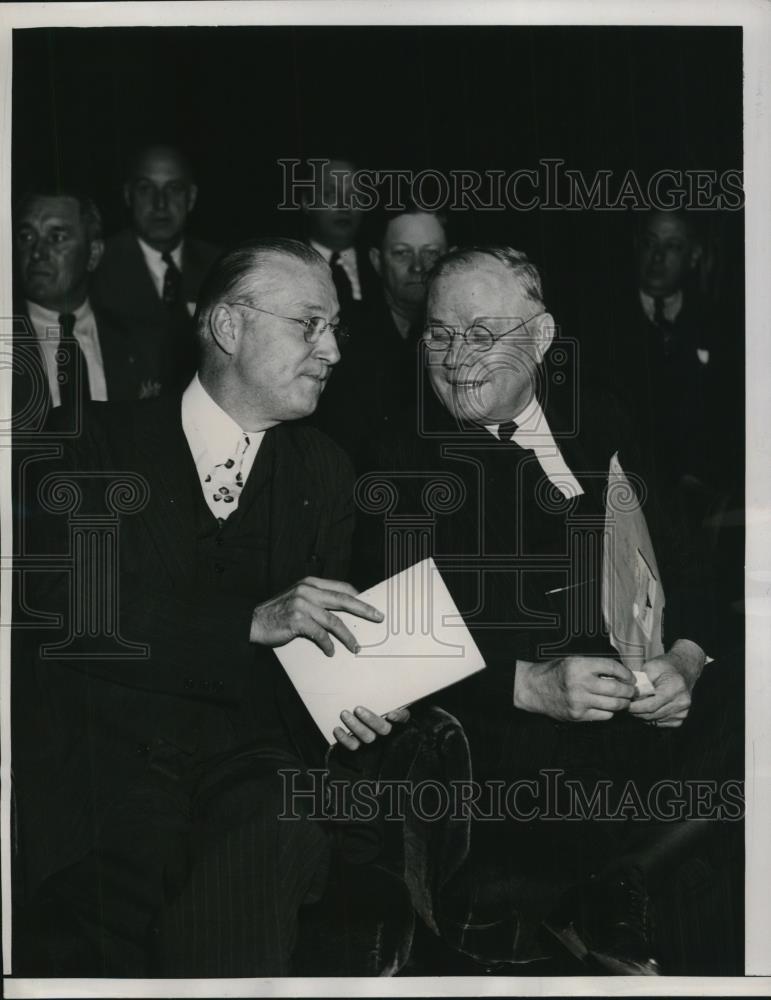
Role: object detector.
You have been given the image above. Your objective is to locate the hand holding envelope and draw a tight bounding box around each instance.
[274,558,485,744]
[249,575,409,747]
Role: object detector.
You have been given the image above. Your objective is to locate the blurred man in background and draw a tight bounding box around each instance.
[313,204,449,460]
[92,143,220,394]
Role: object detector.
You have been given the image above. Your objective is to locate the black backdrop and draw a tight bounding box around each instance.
[12,24,744,364]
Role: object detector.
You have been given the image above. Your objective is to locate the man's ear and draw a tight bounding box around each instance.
[186,184,198,213]
[369,246,381,276]
[86,239,105,273]
[209,303,240,356]
[533,312,556,363]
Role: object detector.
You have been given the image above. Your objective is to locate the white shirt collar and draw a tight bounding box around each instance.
[309,239,356,265]
[181,373,248,464]
[639,288,683,323]
[484,395,545,445]
[483,397,584,499]
[136,235,184,268]
[27,297,94,333]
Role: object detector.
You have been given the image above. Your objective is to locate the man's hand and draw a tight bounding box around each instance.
[249,577,384,656]
[513,655,636,722]
[628,639,706,728]
[333,706,411,751]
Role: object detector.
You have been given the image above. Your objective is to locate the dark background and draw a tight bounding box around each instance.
[11,24,745,390]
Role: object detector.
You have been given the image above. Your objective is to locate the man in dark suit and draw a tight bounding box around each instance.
[91,144,220,394]
[301,156,380,329]
[609,209,715,492]
[312,204,449,459]
[13,189,143,429]
[355,246,741,974]
[12,237,408,977]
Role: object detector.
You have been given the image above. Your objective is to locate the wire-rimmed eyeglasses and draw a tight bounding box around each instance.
[424,312,546,352]
[229,301,349,348]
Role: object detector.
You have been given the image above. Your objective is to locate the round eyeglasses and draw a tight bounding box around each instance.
[424,312,546,352]
[229,301,349,348]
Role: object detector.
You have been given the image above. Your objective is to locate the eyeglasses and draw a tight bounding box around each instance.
[229,301,349,348]
[424,312,546,352]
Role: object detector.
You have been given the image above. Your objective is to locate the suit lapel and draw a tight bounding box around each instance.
[543,398,610,514]
[267,424,321,592]
[130,396,199,582]
[116,230,165,319]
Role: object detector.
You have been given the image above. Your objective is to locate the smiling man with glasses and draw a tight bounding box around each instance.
[356,244,735,976]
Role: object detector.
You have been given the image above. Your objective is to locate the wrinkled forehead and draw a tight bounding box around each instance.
[18,195,83,230]
[427,259,528,320]
[383,213,447,249]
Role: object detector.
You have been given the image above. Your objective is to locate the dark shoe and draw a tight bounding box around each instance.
[544,866,660,976]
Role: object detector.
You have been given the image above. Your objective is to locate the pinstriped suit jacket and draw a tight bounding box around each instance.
[13,394,354,895]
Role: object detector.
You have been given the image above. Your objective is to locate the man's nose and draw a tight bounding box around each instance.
[442,332,464,369]
[315,326,341,366]
[153,187,168,211]
[650,244,665,264]
[408,252,424,274]
[29,235,48,261]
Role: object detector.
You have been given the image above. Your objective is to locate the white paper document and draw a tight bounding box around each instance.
[275,557,486,743]
[601,452,666,671]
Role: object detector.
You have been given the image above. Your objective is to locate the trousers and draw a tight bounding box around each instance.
[15,743,330,977]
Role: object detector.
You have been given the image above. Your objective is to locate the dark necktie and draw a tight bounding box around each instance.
[652,297,673,356]
[329,251,354,312]
[162,251,182,307]
[497,418,519,443]
[57,312,88,410]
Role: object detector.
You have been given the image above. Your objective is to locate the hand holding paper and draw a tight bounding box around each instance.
[274,558,485,743]
[249,576,384,656]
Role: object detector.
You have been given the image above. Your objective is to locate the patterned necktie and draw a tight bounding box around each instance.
[204,432,251,518]
[329,251,354,312]
[57,312,88,410]
[162,251,182,307]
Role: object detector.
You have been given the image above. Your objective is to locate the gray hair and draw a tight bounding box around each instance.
[428,245,545,307]
[194,236,326,339]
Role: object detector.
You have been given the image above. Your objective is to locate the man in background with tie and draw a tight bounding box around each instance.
[313,203,450,459]
[355,246,740,975]
[300,155,380,329]
[612,209,715,493]
[13,237,408,976]
[12,189,143,436]
[91,143,220,395]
